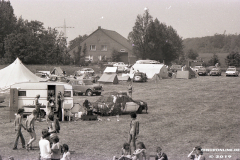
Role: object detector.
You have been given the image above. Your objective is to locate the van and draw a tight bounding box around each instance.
[9,82,73,119]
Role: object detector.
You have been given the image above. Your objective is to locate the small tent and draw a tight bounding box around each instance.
[176,67,196,79]
[98,74,118,84]
[130,63,168,79]
[103,67,118,74]
[0,58,41,90]
[51,67,64,76]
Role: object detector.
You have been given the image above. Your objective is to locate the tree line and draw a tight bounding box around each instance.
[0,0,70,64]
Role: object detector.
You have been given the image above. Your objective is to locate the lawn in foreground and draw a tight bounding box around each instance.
[0,76,240,160]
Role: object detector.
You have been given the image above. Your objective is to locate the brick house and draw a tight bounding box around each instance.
[68,26,137,64]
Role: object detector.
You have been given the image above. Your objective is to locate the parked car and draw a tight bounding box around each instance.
[78,68,95,75]
[170,65,182,72]
[209,68,221,76]
[225,67,239,77]
[68,79,103,96]
[92,91,148,116]
[113,62,128,72]
[197,67,207,76]
[192,66,204,72]
[133,72,147,82]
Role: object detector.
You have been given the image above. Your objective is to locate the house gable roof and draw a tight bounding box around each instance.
[68,27,133,54]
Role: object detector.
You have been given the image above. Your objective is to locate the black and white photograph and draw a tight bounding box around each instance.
[0,0,240,159]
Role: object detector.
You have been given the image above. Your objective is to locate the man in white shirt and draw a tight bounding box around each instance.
[39,129,51,160]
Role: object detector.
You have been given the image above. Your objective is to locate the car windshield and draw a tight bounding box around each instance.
[227,68,236,71]
[212,68,219,71]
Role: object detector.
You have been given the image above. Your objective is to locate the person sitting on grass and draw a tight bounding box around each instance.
[51,135,61,160]
[13,108,26,150]
[39,129,51,160]
[25,109,38,151]
[113,142,132,160]
[61,144,71,160]
[155,147,168,160]
[132,142,149,160]
[188,146,205,160]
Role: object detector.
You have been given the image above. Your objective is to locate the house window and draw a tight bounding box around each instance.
[18,91,26,96]
[90,45,96,51]
[101,45,107,51]
[120,49,126,52]
[85,55,93,61]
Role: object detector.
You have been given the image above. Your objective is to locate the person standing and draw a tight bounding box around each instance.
[39,129,51,160]
[128,112,139,151]
[57,92,63,121]
[83,99,93,115]
[13,108,26,150]
[128,83,133,98]
[35,94,41,122]
[25,110,38,151]
[188,146,205,160]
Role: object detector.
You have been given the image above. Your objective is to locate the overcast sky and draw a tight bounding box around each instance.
[9,0,240,43]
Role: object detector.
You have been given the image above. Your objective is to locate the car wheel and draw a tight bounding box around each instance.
[86,90,93,96]
[137,106,143,114]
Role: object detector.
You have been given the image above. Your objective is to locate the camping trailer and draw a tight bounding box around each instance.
[10,82,73,118]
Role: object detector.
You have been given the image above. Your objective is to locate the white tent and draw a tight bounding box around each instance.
[0,58,41,90]
[130,63,168,79]
[103,67,118,73]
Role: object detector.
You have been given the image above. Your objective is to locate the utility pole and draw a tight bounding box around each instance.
[55,19,74,44]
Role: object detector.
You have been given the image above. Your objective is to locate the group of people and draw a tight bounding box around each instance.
[113,112,206,160]
[34,91,64,122]
[13,107,71,160]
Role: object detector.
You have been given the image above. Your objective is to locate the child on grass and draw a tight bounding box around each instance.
[155,147,168,160]
[113,142,132,160]
[51,136,61,160]
[61,144,71,160]
[132,142,148,160]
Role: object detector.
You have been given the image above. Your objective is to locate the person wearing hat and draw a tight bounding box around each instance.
[13,108,26,150]
[188,146,205,160]
[35,94,41,122]
[39,129,51,160]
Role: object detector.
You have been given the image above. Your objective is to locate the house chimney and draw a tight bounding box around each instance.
[98,26,101,29]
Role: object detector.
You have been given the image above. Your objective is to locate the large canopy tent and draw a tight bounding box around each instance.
[130,63,168,79]
[0,58,42,90]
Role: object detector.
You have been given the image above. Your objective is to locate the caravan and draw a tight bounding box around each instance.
[10,82,73,119]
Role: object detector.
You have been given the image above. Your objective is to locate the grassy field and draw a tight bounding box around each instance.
[0,75,240,160]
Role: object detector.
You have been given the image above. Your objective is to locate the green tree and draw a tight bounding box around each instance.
[4,18,67,64]
[208,53,221,66]
[111,49,121,62]
[225,51,240,67]
[128,9,183,64]
[69,34,88,50]
[186,49,199,60]
[128,9,153,59]
[0,0,16,58]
